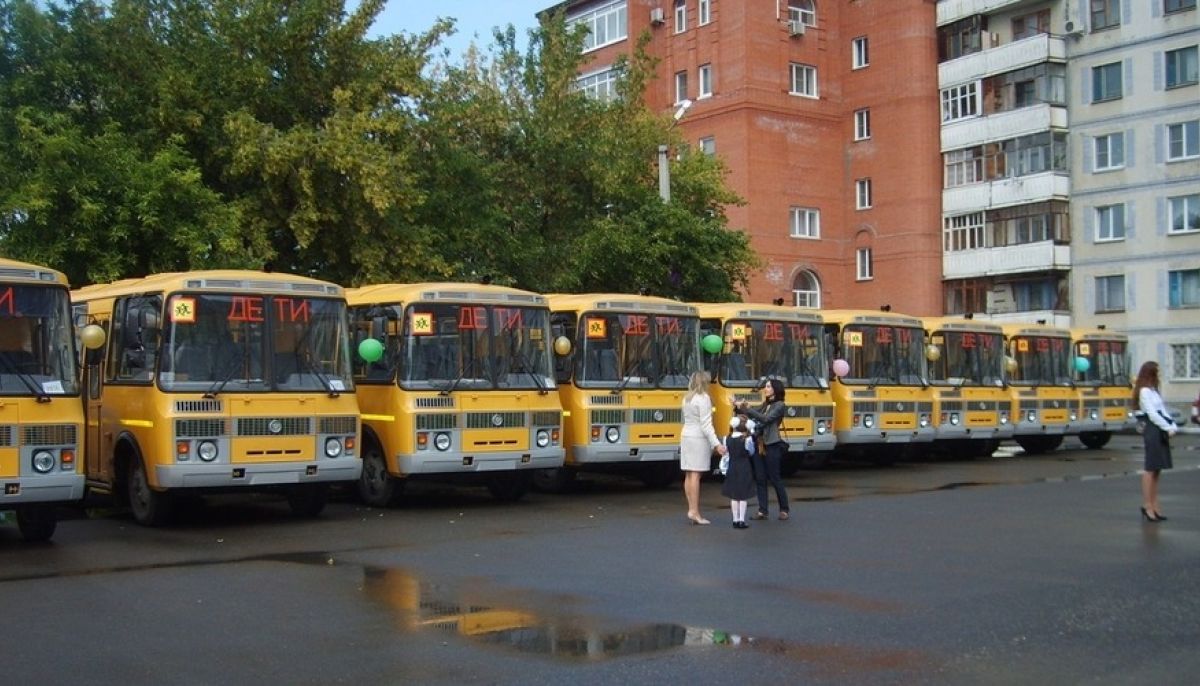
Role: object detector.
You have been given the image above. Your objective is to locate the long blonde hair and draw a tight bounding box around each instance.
[684,370,711,402]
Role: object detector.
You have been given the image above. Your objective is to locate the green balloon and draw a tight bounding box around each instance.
[701,334,723,355]
[358,338,384,363]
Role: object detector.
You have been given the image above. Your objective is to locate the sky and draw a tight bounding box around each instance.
[367,1,555,59]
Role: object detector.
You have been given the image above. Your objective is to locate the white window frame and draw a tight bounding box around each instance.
[943,212,985,252]
[852,37,869,70]
[790,207,820,239]
[1167,120,1200,161]
[698,64,713,98]
[944,148,984,188]
[940,82,979,123]
[674,70,688,105]
[699,0,711,25]
[854,108,871,141]
[1095,204,1126,242]
[575,68,620,102]
[569,0,629,53]
[788,1,816,27]
[856,179,872,210]
[1168,193,1200,234]
[793,270,821,309]
[789,63,817,98]
[1170,342,1200,381]
[856,248,874,281]
[1094,274,1126,313]
[1093,132,1125,171]
[674,0,687,33]
[699,136,716,155]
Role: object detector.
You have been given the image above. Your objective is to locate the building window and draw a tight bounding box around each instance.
[989,201,1070,247]
[1166,46,1199,89]
[790,207,820,239]
[1095,275,1125,313]
[1092,62,1122,102]
[986,63,1067,113]
[1090,0,1120,31]
[943,212,986,252]
[1094,132,1125,171]
[1168,120,1200,160]
[1011,10,1051,40]
[674,71,688,104]
[699,0,711,25]
[941,82,979,122]
[575,68,620,101]
[1169,194,1200,234]
[944,279,989,315]
[1002,131,1069,177]
[788,1,816,27]
[570,0,628,52]
[698,64,713,98]
[1171,343,1200,380]
[855,179,872,209]
[793,270,821,309]
[938,15,983,62]
[699,136,716,156]
[1165,0,1197,13]
[944,147,985,188]
[854,108,871,141]
[674,0,687,33]
[1095,204,1126,242]
[789,63,817,97]
[852,37,869,69]
[856,248,874,281]
[1169,269,1200,308]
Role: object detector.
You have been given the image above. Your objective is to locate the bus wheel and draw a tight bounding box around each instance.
[975,440,1001,458]
[288,484,329,517]
[128,457,173,526]
[357,442,400,508]
[16,504,57,542]
[532,468,576,493]
[641,462,678,489]
[487,472,532,502]
[1015,436,1063,455]
[1079,431,1112,450]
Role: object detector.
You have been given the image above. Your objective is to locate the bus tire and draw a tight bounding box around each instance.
[1079,431,1111,450]
[1015,436,1063,455]
[640,462,678,489]
[486,472,531,502]
[128,456,173,526]
[288,483,329,517]
[532,467,576,493]
[16,504,57,542]
[357,441,401,508]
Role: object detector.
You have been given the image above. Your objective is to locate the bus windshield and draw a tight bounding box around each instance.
[0,285,78,396]
[1010,335,1072,386]
[160,294,354,393]
[929,330,1005,387]
[721,320,827,388]
[399,304,555,392]
[1076,339,1130,386]
[837,324,927,387]
[575,312,699,390]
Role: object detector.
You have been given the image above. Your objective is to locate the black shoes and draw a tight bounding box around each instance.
[752,511,768,520]
[1141,507,1161,522]
[732,521,749,529]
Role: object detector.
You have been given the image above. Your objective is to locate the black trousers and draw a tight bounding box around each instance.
[754,441,790,514]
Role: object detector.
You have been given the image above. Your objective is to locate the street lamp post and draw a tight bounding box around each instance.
[658,99,693,203]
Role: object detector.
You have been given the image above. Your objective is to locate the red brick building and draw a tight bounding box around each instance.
[545,0,944,314]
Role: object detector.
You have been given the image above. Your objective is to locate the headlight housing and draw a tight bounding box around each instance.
[999,411,1009,425]
[862,414,875,429]
[949,413,960,426]
[433,433,452,451]
[324,437,343,458]
[198,440,219,462]
[1089,409,1098,420]
[816,419,827,435]
[605,426,620,443]
[919,414,930,428]
[32,450,55,474]
[535,429,550,448]
[1026,410,1037,423]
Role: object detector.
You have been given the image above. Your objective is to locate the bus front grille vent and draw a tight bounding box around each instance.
[23,424,76,446]
[416,397,456,409]
[176,419,228,437]
[237,417,312,436]
[319,416,358,435]
[0,425,13,447]
[176,400,223,414]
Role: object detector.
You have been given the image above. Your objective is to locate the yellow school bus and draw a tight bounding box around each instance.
[823,310,935,464]
[543,294,700,489]
[1072,327,1134,450]
[1002,322,1076,454]
[696,303,834,471]
[71,270,360,525]
[923,316,1014,459]
[0,257,103,541]
[346,283,564,505]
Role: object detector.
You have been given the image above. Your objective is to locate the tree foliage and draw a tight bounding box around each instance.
[0,0,755,300]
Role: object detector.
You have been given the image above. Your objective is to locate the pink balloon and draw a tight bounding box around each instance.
[832,359,850,377]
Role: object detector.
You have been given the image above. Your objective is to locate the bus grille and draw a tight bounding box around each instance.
[237,417,312,436]
[941,401,964,413]
[813,405,834,419]
[590,395,624,405]
[23,424,77,446]
[466,412,525,429]
[319,416,357,434]
[175,400,223,413]
[416,414,457,430]
[176,419,227,437]
[1019,400,1039,411]
[632,408,681,424]
[1104,398,1129,408]
[590,409,626,425]
[853,401,875,414]
[0,425,14,447]
[415,397,455,409]
[531,411,561,427]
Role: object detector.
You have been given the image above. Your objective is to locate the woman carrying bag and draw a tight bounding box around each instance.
[732,378,791,521]
[1133,361,1177,523]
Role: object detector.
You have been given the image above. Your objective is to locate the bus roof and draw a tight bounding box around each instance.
[1000,322,1072,338]
[1071,327,1129,343]
[821,309,924,329]
[923,316,1005,335]
[694,302,823,324]
[71,270,344,302]
[0,255,70,287]
[546,293,698,317]
[347,282,548,307]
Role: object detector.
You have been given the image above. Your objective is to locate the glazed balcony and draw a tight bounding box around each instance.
[940,33,1066,87]
[942,103,1067,151]
[943,172,1069,214]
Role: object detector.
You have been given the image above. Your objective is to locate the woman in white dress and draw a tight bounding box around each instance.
[680,371,726,525]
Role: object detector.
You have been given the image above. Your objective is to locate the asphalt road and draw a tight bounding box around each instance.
[2,433,1199,685]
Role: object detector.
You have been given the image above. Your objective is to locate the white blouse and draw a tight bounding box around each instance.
[1138,387,1177,432]
[681,393,720,448]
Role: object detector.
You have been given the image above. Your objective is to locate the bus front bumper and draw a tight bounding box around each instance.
[1,473,85,504]
[568,443,679,465]
[1013,422,1068,437]
[397,449,564,475]
[836,426,935,446]
[934,423,1015,441]
[786,433,836,453]
[155,458,361,488]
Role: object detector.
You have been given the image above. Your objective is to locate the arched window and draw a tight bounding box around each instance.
[792,270,821,309]
[789,1,816,27]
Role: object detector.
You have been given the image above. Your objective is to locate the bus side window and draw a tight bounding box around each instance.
[699,317,720,377]
[551,313,575,384]
[112,296,162,383]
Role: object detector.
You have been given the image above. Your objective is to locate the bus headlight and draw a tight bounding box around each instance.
[324,437,343,458]
[1089,409,1098,420]
[535,430,550,448]
[949,413,960,426]
[32,450,55,474]
[786,407,798,417]
[605,426,620,443]
[919,414,930,428]
[1069,411,1078,422]
[999,411,1009,425]
[197,441,219,462]
[862,415,875,429]
[1026,410,1037,423]
[434,433,452,451]
[816,419,827,435]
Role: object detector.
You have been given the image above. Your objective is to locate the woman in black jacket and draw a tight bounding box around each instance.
[733,379,790,521]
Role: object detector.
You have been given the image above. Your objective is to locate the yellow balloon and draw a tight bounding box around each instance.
[553,336,572,356]
[925,344,941,362]
[80,324,106,350]
[1005,355,1018,373]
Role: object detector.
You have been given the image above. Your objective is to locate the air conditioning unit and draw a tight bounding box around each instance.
[650,7,665,25]
[788,20,806,37]
[987,284,1016,314]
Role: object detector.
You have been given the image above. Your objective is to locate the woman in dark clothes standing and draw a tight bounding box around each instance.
[732,378,790,521]
[721,417,757,528]
[1134,361,1177,522]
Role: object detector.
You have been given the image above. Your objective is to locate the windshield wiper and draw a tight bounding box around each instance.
[0,352,50,403]
[439,358,470,396]
[204,349,246,399]
[509,344,549,395]
[612,356,645,395]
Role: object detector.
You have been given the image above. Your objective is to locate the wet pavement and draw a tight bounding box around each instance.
[2,433,1199,684]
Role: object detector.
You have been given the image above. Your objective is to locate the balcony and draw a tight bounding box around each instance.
[974,310,1072,328]
[943,240,1071,280]
[940,34,1066,87]
[943,172,1070,214]
[942,104,1068,151]
[937,0,1047,26]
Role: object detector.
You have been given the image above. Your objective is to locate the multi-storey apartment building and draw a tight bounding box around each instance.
[1068,0,1199,405]
[545,0,944,314]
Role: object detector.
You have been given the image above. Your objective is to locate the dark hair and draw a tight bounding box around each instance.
[767,378,786,403]
[1132,361,1159,406]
